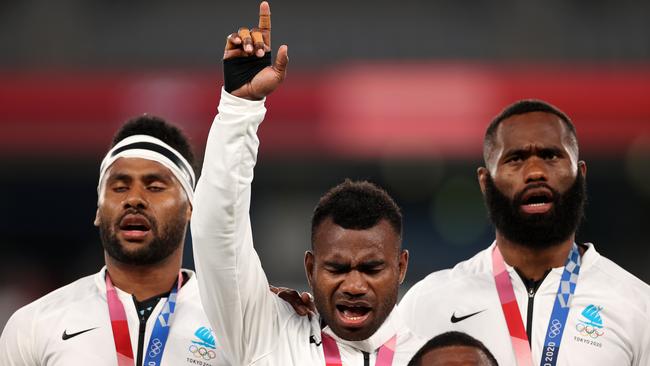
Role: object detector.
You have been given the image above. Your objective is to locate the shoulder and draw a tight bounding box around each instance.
[8,274,99,326]
[400,246,494,308]
[1,274,98,362]
[583,244,650,312]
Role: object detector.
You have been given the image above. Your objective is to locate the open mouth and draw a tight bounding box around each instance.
[335,304,372,327]
[118,214,152,241]
[520,188,554,214]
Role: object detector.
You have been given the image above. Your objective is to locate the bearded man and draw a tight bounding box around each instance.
[398,100,650,366]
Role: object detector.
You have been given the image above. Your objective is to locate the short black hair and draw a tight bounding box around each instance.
[408,331,498,366]
[483,99,578,164]
[111,114,197,175]
[311,179,402,247]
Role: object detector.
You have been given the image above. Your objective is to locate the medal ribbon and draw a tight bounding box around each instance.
[322,333,397,366]
[492,244,581,366]
[106,272,182,366]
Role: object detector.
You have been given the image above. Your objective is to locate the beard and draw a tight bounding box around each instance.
[483,170,586,249]
[99,208,187,266]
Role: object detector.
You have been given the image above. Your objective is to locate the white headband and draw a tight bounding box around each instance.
[97,134,195,204]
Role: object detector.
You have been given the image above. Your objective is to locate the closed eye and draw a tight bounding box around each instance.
[362,267,382,275]
[147,185,166,192]
[358,261,385,275]
[324,262,350,274]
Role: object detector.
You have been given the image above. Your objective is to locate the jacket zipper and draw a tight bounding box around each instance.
[526,285,536,346]
[517,269,551,347]
[363,351,370,366]
[136,316,146,366]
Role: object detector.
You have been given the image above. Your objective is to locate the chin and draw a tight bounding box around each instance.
[335,328,373,341]
[332,322,380,342]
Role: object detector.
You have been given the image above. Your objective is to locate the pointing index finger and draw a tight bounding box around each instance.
[259,1,271,47]
[259,1,271,30]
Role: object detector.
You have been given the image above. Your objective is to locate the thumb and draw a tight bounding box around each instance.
[274,45,289,76]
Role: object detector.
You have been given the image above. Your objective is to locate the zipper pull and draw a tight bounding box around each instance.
[528,286,535,298]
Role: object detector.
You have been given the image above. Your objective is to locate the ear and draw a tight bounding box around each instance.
[398,249,409,285]
[304,251,315,289]
[185,202,193,222]
[93,209,101,227]
[477,166,489,195]
[578,160,587,178]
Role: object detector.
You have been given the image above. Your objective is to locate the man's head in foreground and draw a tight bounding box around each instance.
[408,331,498,366]
[478,99,587,249]
[305,179,408,341]
[94,115,196,266]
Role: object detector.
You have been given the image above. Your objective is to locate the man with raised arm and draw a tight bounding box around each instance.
[191,2,423,365]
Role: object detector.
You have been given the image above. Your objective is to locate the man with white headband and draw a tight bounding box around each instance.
[0,116,232,365]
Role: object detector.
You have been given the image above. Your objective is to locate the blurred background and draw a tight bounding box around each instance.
[1,0,649,329]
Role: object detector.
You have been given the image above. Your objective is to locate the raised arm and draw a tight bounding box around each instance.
[191,2,288,364]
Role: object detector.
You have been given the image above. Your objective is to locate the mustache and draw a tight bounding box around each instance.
[514,182,558,204]
[117,208,156,228]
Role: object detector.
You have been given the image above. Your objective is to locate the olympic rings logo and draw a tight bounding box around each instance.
[548,319,562,338]
[576,323,605,338]
[148,338,163,357]
[189,344,217,360]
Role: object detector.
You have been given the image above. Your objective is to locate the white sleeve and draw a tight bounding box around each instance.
[0,308,38,366]
[191,88,280,365]
[637,311,650,366]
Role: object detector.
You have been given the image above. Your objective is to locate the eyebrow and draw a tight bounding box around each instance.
[503,146,564,159]
[358,260,385,269]
[106,172,173,184]
[141,173,173,184]
[323,260,385,271]
[107,173,132,184]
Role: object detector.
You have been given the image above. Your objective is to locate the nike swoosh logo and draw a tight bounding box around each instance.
[62,327,98,340]
[450,309,486,323]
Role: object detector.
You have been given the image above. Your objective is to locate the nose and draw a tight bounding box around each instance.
[523,157,548,183]
[123,185,148,209]
[340,271,368,297]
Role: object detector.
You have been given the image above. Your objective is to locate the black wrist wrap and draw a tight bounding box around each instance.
[223,52,272,93]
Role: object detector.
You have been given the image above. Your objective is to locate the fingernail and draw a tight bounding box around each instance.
[257,49,264,57]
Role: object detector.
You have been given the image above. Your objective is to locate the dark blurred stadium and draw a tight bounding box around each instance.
[1,0,649,328]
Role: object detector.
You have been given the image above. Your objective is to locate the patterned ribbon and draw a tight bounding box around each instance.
[539,244,581,366]
[322,333,397,366]
[105,272,182,366]
[492,244,581,366]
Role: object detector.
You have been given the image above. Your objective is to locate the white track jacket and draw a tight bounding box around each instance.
[0,268,231,366]
[398,242,650,365]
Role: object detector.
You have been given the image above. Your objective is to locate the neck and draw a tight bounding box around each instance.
[104,249,182,301]
[495,233,575,281]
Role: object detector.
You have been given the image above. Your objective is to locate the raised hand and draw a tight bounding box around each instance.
[223,1,288,101]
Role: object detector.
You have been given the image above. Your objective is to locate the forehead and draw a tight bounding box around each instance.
[313,219,399,259]
[495,111,569,150]
[105,157,175,181]
[420,346,486,366]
